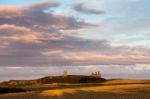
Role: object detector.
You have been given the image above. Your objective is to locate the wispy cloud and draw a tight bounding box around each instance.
[0,1,150,67]
[73,3,105,14]
[0,0,150,81]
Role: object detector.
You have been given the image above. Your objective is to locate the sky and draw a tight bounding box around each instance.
[0,0,150,81]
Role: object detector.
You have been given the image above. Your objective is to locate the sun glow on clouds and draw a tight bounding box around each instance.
[0,0,150,80]
[0,6,22,18]
[0,1,150,66]
[134,64,150,71]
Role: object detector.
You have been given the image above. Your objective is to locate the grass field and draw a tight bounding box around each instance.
[0,79,150,99]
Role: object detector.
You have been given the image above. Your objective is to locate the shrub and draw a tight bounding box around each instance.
[0,87,26,94]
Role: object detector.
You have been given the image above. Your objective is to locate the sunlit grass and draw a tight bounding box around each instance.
[41,84,150,96]
[41,88,76,96]
[1,79,150,99]
[103,79,150,84]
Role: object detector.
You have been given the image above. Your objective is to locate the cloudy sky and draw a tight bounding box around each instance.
[0,0,150,81]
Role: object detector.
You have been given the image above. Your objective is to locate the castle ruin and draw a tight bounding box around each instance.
[90,71,101,78]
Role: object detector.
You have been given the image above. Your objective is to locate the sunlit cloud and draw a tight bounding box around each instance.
[0,0,150,80]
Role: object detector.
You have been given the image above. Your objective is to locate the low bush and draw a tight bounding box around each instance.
[0,87,26,94]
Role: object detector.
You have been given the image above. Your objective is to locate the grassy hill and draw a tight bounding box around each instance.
[0,75,106,87]
[0,75,106,94]
[0,76,150,97]
[0,79,149,99]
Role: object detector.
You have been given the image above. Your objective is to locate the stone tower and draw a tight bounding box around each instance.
[62,70,68,78]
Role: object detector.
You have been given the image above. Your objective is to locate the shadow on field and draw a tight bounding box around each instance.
[0,87,26,94]
[0,91,150,99]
